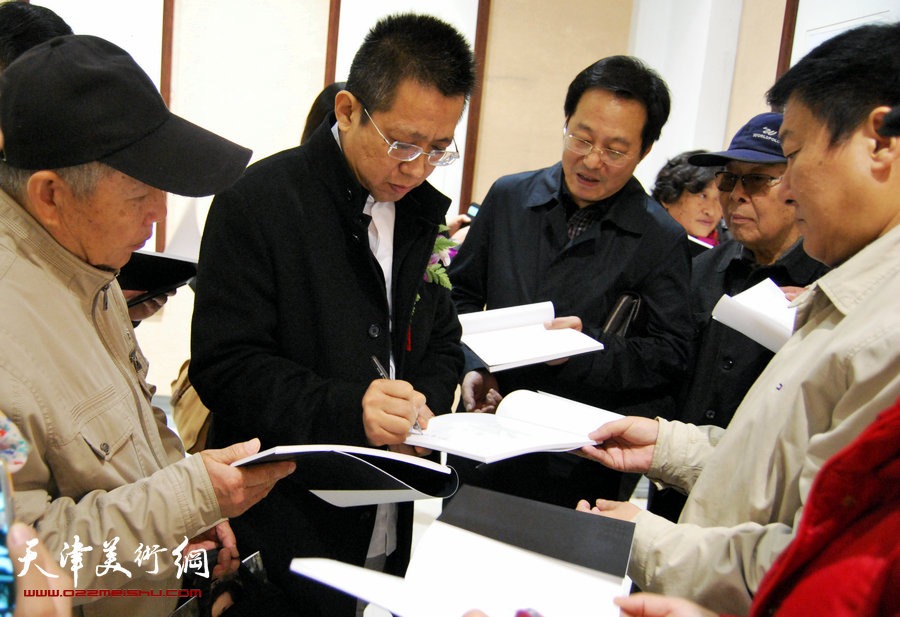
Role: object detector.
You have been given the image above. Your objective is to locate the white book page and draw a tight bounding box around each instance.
[404,390,620,463]
[291,520,627,617]
[404,413,593,463]
[463,323,603,372]
[712,278,795,352]
[502,390,623,435]
[309,488,436,507]
[457,301,554,335]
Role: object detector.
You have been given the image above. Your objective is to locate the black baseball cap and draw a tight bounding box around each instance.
[689,112,786,167]
[0,34,251,197]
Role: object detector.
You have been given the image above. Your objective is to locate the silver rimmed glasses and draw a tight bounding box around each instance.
[562,128,633,168]
[364,107,459,167]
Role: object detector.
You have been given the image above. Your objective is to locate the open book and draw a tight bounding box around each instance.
[711,278,796,352]
[291,485,635,617]
[117,249,197,307]
[232,444,458,507]
[404,390,622,464]
[459,301,604,372]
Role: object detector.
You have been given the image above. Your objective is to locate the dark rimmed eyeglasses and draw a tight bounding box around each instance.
[715,171,783,195]
[363,107,459,167]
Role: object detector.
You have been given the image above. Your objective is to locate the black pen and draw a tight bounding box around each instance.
[371,355,422,434]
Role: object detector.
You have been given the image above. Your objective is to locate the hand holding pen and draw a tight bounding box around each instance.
[363,355,430,447]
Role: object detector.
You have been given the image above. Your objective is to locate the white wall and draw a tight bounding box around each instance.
[628,0,743,190]
[39,0,163,86]
[146,0,330,393]
[790,0,899,65]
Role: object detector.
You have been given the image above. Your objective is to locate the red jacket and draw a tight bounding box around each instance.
[748,397,900,617]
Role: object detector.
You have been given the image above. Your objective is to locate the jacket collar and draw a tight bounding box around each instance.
[525,162,650,236]
[715,237,824,283]
[0,188,115,303]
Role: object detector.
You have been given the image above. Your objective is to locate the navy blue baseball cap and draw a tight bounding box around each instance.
[689,112,785,166]
[879,107,900,137]
[0,35,251,197]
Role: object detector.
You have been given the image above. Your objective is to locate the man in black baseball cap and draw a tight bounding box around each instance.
[0,35,293,617]
[0,34,251,200]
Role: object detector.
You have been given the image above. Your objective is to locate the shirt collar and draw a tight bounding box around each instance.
[524,162,650,235]
[807,223,900,317]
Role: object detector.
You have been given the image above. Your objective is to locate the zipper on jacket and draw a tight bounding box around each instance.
[129,349,144,374]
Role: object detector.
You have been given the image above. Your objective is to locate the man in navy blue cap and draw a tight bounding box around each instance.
[647,113,829,523]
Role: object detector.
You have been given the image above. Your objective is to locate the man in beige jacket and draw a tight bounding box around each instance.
[0,35,294,616]
[577,21,900,615]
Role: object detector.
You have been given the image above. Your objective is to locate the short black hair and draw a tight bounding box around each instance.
[345,13,475,121]
[0,2,72,70]
[651,150,718,205]
[767,22,900,145]
[300,81,345,145]
[564,56,671,154]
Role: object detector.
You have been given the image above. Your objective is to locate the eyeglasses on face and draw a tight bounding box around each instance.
[363,107,459,167]
[715,171,783,195]
[562,129,633,168]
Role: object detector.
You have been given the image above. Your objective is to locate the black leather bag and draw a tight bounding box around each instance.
[602,293,641,337]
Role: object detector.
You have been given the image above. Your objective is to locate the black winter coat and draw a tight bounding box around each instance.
[449,162,693,415]
[446,163,693,507]
[190,118,463,616]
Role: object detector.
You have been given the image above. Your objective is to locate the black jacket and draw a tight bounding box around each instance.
[190,118,463,616]
[445,163,693,507]
[449,162,693,415]
[678,239,829,427]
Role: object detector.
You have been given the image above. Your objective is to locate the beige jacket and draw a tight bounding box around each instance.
[631,224,900,614]
[0,190,222,617]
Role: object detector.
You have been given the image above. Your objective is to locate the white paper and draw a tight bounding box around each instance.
[711,278,796,352]
[458,301,604,372]
[457,301,555,334]
[291,520,628,617]
[309,488,437,507]
[404,390,621,463]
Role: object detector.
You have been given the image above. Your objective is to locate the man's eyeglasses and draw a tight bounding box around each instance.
[562,129,632,168]
[364,108,459,167]
[715,171,783,195]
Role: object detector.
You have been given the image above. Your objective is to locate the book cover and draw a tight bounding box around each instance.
[291,485,635,617]
[117,249,197,307]
[232,444,458,506]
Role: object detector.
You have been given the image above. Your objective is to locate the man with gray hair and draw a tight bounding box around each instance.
[0,35,294,617]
